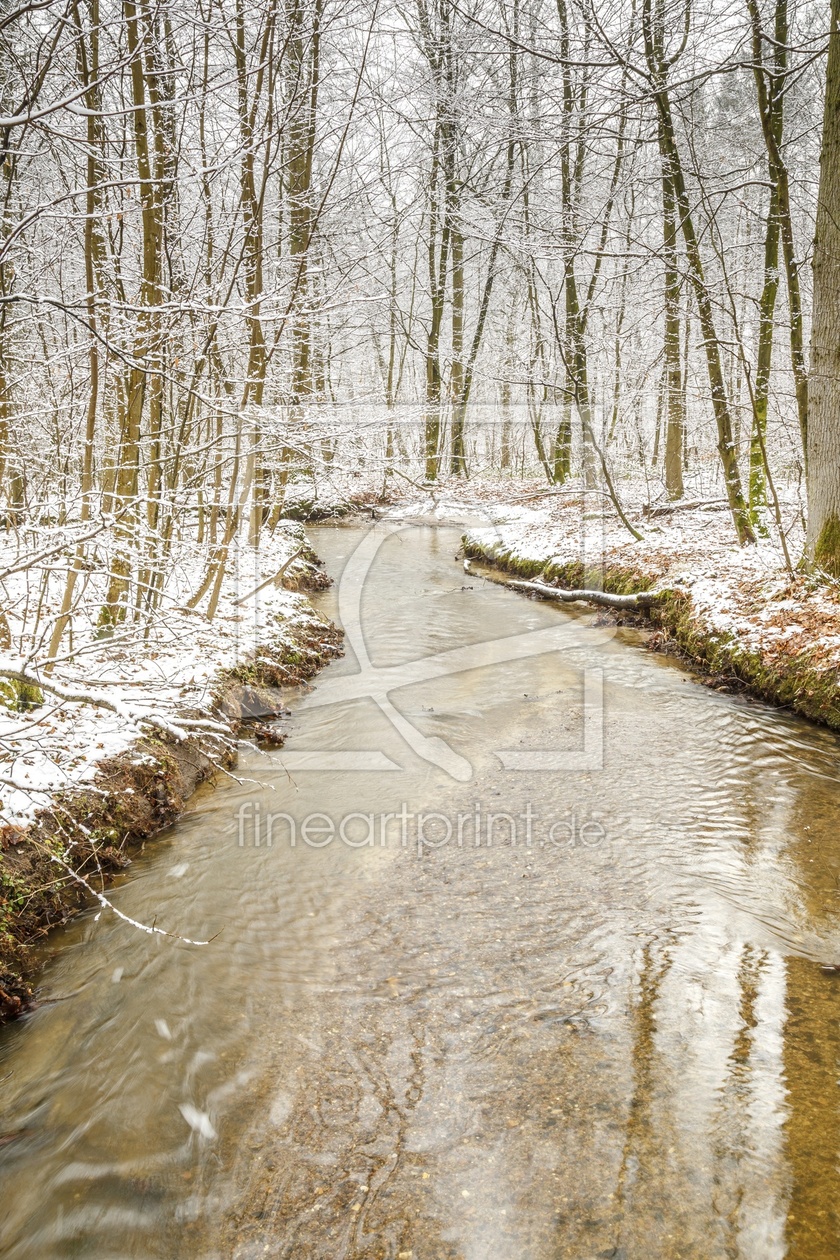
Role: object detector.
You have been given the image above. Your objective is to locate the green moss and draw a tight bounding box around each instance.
[0,678,44,712]
[813,514,840,579]
[463,539,655,597]
[0,868,29,912]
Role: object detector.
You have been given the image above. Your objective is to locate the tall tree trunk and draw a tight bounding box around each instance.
[48,0,106,661]
[805,0,840,572]
[449,218,465,473]
[287,0,319,404]
[236,0,275,545]
[661,151,685,500]
[750,182,780,527]
[424,114,452,480]
[449,0,519,473]
[102,0,166,626]
[747,0,807,464]
[643,0,754,544]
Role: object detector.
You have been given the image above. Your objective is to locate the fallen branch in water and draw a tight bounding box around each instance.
[45,841,217,946]
[505,576,665,609]
[464,559,672,610]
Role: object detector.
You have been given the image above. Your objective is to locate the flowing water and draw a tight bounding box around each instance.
[3,522,840,1259]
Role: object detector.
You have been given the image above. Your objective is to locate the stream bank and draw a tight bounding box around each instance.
[5,493,840,1021]
[0,528,343,1023]
[462,503,840,732]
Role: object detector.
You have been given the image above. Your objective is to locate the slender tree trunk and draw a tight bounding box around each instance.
[750,183,780,526]
[102,0,166,626]
[746,0,807,463]
[236,0,275,544]
[48,0,106,661]
[287,0,319,404]
[449,4,518,473]
[661,151,685,500]
[449,219,465,473]
[553,396,572,483]
[643,0,754,543]
[424,115,451,480]
[500,359,512,472]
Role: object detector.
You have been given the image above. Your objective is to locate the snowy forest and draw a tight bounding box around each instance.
[8,4,840,1255]
[0,0,833,640]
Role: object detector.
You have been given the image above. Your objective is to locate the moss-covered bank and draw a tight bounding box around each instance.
[463,534,840,733]
[0,604,343,1025]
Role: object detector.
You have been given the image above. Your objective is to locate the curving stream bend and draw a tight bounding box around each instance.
[2,523,840,1259]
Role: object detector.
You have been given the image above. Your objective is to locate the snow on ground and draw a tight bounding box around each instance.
[3,468,837,827]
[382,473,840,693]
[441,479,840,687]
[0,521,324,824]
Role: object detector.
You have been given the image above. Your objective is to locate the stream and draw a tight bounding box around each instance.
[2,521,840,1259]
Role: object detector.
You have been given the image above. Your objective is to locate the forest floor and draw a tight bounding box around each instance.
[0,520,344,1020]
